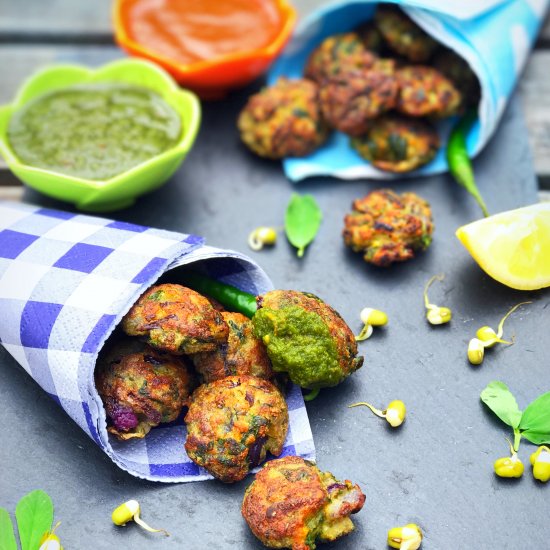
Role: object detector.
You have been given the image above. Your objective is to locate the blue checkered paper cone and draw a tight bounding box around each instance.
[0,201,315,482]
[268,0,550,181]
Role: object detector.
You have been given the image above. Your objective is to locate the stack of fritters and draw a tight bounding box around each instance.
[238,4,479,173]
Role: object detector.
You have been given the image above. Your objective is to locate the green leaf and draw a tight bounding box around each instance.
[15,490,53,550]
[480,381,522,429]
[284,193,322,258]
[519,391,550,445]
[0,508,17,550]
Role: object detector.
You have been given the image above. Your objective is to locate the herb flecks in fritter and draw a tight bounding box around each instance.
[242,456,365,550]
[343,189,433,267]
[95,347,196,440]
[122,283,229,355]
[192,312,274,383]
[238,78,328,159]
[184,375,288,483]
[252,290,363,391]
[351,114,440,173]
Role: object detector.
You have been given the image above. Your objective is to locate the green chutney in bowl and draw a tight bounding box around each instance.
[0,59,201,212]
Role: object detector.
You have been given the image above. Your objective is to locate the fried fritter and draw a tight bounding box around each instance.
[343,189,434,266]
[237,78,328,159]
[122,283,229,355]
[396,65,462,117]
[356,21,385,54]
[95,346,196,440]
[319,60,399,136]
[192,312,274,383]
[351,114,440,173]
[242,456,365,550]
[252,290,363,391]
[433,48,480,108]
[304,32,378,84]
[374,4,439,62]
[184,375,288,482]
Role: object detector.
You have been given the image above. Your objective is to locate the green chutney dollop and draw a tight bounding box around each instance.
[7,83,181,180]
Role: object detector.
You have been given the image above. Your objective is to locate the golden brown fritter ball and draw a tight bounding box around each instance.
[184,375,288,483]
[122,283,229,355]
[95,347,196,440]
[374,4,439,62]
[319,60,399,136]
[351,114,440,173]
[242,456,366,550]
[343,189,434,267]
[304,32,378,84]
[396,65,462,117]
[252,290,363,391]
[237,78,328,159]
[191,312,274,383]
[432,48,480,108]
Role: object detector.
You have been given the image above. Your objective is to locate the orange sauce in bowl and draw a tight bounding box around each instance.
[122,0,284,64]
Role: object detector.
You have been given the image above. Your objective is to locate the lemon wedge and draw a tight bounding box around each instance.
[456,203,550,290]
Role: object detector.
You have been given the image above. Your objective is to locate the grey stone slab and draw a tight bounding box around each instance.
[1,82,549,550]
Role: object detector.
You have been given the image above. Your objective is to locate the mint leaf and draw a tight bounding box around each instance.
[480,381,522,429]
[15,490,53,550]
[285,193,322,258]
[0,508,17,550]
[519,391,550,445]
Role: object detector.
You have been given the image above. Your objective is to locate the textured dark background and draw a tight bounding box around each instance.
[1,22,549,550]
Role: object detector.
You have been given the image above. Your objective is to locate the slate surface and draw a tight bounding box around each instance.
[1,84,549,549]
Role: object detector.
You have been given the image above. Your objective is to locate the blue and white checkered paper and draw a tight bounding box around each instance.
[268,0,550,181]
[0,201,315,482]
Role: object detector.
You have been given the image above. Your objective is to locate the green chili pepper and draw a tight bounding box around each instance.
[446,110,489,218]
[285,193,322,258]
[180,272,257,318]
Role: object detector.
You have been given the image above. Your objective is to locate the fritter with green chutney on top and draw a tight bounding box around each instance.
[374,4,439,62]
[184,375,288,483]
[191,311,274,383]
[242,456,365,550]
[122,283,229,355]
[396,65,462,118]
[252,290,363,393]
[343,189,434,267]
[319,60,399,136]
[95,346,196,440]
[351,114,440,172]
[237,78,328,159]
[303,32,378,84]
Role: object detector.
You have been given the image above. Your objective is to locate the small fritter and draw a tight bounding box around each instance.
[374,4,439,62]
[304,32,378,84]
[343,189,434,267]
[192,311,274,383]
[252,290,363,391]
[319,60,399,136]
[351,114,440,173]
[96,347,196,440]
[242,456,365,550]
[185,375,288,482]
[122,283,229,355]
[396,65,462,118]
[433,48,480,108]
[356,21,385,54]
[238,78,328,159]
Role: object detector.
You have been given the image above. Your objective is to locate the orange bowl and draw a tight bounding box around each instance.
[113,0,297,99]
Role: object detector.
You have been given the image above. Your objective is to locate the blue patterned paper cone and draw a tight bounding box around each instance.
[0,201,315,482]
[268,0,549,181]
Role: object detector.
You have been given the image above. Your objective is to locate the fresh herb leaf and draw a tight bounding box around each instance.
[519,391,550,445]
[480,381,522,429]
[388,133,407,161]
[0,508,17,550]
[15,490,53,550]
[285,193,322,258]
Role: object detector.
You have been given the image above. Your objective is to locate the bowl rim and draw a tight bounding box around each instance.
[113,0,297,75]
[0,58,201,190]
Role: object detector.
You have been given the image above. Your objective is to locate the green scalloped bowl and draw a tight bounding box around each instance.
[0,59,201,212]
